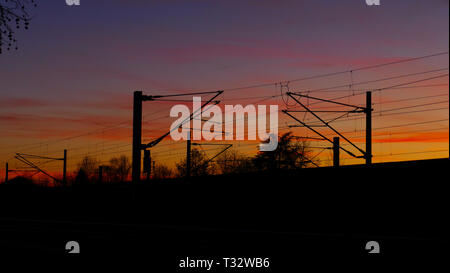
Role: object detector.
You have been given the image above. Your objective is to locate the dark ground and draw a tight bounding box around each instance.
[0,158,448,269]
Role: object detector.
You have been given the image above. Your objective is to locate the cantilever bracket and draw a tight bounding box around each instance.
[144,90,223,149]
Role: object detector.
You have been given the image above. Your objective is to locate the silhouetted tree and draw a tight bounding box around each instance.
[107,155,131,182]
[153,164,173,179]
[0,0,37,54]
[75,156,99,179]
[215,149,252,174]
[253,132,316,171]
[74,168,89,186]
[176,148,212,177]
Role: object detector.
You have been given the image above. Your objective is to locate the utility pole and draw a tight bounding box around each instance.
[186,129,191,178]
[132,91,143,183]
[147,153,151,181]
[5,162,8,183]
[333,137,340,167]
[283,92,371,165]
[152,160,155,179]
[14,152,67,185]
[63,149,67,185]
[143,149,151,181]
[133,90,222,182]
[98,165,103,184]
[366,91,372,165]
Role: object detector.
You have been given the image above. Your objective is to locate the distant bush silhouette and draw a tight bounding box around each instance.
[253,132,316,171]
[106,155,131,182]
[215,149,253,175]
[74,168,89,186]
[75,156,99,183]
[2,176,35,187]
[153,164,173,179]
[176,148,213,177]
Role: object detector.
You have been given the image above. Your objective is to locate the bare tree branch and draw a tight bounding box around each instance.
[0,0,37,54]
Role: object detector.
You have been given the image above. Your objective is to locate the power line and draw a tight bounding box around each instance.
[298,73,449,110]
[3,52,448,172]
[377,100,448,113]
[154,52,449,94]
[298,68,448,93]
[374,119,449,131]
[374,149,448,158]
[4,53,447,154]
[301,100,448,125]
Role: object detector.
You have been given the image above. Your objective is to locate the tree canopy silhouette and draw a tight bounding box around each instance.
[176,148,213,177]
[0,0,37,54]
[253,132,317,171]
[215,149,252,175]
[75,156,99,178]
[153,164,173,179]
[107,155,131,182]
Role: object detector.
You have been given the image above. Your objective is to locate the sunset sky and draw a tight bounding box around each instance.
[0,0,448,181]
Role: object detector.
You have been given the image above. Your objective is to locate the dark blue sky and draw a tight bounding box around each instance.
[1,0,447,97]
